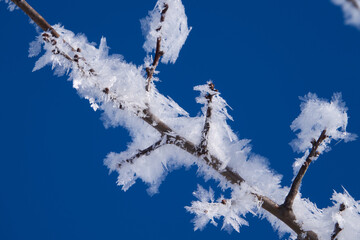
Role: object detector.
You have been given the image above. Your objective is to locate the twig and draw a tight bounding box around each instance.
[331,203,346,240]
[145,3,169,91]
[118,138,166,168]
[282,130,327,210]
[198,82,218,156]
[11,0,59,38]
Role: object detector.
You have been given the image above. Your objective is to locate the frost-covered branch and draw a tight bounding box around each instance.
[145,3,168,91]
[6,0,359,239]
[283,130,327,210]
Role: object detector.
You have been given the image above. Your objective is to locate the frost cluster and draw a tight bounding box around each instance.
[332,0,360,28]
[289,93,356,173]
[185,185,259,233]
[141,0,191,64]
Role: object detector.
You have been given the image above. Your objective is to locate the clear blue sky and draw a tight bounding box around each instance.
[0,0,359,239]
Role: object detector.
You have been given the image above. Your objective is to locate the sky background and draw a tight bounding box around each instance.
[0,0,359,239]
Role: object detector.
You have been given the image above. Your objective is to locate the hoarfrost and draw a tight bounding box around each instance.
[185,185,259,232]
[290,93,355,154]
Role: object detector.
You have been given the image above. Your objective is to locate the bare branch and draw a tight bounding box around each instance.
[11,0,59,38]
[282,130,327,210]
[198,82,218,156]
[331,203,347,240]
[145,3,169,91]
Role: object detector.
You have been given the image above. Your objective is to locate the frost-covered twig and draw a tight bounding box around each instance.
[198,82,218,156]
[331,203,346,240]
[283,130,327,210]
[118,138,167,168]
[145,3,169,91]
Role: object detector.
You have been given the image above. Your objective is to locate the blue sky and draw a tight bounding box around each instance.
[0,0,359,239]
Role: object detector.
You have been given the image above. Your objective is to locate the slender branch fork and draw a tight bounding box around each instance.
[10,1,339,239]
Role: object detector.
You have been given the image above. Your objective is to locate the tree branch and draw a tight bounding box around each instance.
[11,0,59,38]
[145,3,169,91]
[331,203,346,240]
[10,2,320,239]
[282,130,327,210]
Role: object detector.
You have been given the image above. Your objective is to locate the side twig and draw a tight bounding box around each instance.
[118,138,167,168]
[282,130,327,210]
[145,3,169,91]
[198,82,218,156]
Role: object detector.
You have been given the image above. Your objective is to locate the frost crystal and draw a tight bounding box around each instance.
[185,185,259,232]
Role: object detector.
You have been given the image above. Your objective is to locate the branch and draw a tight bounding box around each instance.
[11,0,59,37]
[198,82,218,156]
[331,203,346,240]
[145,3,169,91]
[10,2,319,239]
[282,130,327,210]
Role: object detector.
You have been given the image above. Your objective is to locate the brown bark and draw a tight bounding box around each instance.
[282,130,327,210]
